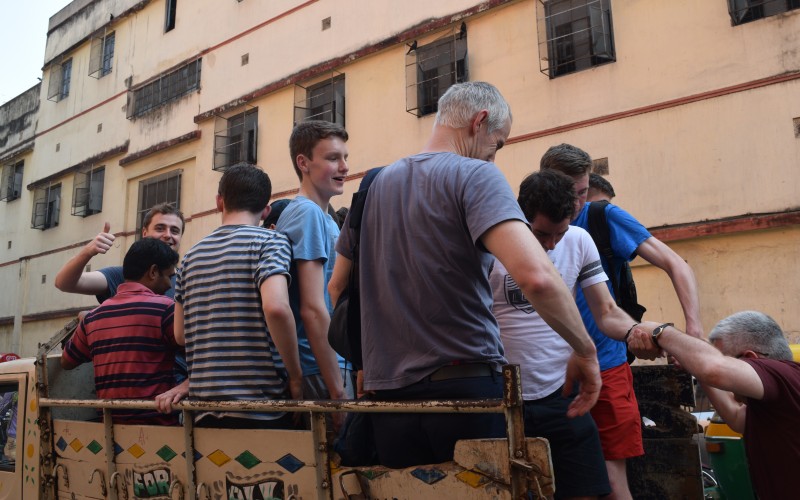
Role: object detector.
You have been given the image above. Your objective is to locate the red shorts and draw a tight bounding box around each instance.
[590,363,644,461]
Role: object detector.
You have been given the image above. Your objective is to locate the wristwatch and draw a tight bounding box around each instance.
[651,323,674,349]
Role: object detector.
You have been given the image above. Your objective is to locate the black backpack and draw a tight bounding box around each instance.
[327,168,383,370]
[587,201,646,363]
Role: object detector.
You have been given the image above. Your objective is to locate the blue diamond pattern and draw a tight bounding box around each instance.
[182,450,204,461]
[411,467,447,485]
[276,453,305,473]
[56,437,67,452]
[113,443,124,456]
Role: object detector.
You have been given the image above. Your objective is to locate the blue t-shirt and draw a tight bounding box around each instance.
[276,196,347,376]
[97,266,176,302]
[571,202,651,371]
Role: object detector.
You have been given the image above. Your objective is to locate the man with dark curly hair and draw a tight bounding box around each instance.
[491,170,659,500]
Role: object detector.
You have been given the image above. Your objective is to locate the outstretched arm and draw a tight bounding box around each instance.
[636,237,703,338]
[628,323,764,400]
[55,222,114,295]
[583,282,661,360]
[482,220,600,416]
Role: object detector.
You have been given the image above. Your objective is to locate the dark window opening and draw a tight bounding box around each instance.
[32,184,61,230]
[128,59,201,118]
[294,74,345,126]
[165,0,177,32]
[0,161,24,202]
[72,166,105,217]
[537,0,615,78]
[213,108,258,172]
[728,0,800,25]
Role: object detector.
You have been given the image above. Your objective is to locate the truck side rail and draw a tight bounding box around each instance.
[38,365,538,500]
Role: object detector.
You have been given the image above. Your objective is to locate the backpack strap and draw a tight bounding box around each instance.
[586,200,621,300]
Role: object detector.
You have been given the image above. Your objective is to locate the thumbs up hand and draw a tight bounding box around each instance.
[87,222,116,256]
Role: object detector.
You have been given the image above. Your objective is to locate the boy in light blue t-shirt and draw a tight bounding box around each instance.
[276,121,353,431]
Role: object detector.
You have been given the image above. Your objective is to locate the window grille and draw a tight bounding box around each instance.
[536,0,615,78]
[213,106,258,172]
[47,58,72,102]
[71,166,105,217]
[405,24,468,117]
[136,170,182,237]
[127,59,201,118]
[31,184,62,230]
[728,0,800,25]
[294,73,345,126]
[0,160,24,202]
[89,31,115,78]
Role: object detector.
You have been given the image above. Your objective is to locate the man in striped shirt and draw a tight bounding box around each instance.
[167,163,302,428]
[61,238,180,425]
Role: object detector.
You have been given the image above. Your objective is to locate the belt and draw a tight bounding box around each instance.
[429,363,495,382]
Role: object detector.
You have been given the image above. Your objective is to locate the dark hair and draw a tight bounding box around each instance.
[142,203,185,234]
[517,170,577,223]
[263,198,292,228]
[589,173,616,198]
[289,120,349,180]
[123,238,179,281]
[218,163,272,213]
[540,143,592,177]
[334,206,349,229]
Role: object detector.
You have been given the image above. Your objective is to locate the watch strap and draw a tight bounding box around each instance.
[652,322,674,349]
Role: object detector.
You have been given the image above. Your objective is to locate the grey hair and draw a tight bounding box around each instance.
[434,82,512,133]
[709,311,793,361]
[540,143,592,177]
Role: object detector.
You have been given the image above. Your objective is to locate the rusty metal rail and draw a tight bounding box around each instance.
[39,397,507,413]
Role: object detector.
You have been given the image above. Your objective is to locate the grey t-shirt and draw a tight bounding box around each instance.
[336,152,527,391]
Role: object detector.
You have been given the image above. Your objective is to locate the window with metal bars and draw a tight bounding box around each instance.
[31,184,61,230]
[71,166,105,217]
[135,170,181,238]
[536,0,615,79]
[405,24,468,117]
[294,74,345,126]
[728,0,800,25]
[89,32,115,78]
[47,58,72,102]
[0,160,24,202]
[128,59,201,118]
[213,108,258,171]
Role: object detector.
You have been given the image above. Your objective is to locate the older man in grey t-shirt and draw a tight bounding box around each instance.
[333,82,600,469]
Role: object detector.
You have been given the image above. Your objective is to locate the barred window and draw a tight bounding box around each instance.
[536,0,615,78]
[294,73,345,126]
[213,107,258,172]
[0,160,24,202]
[136,170,181,237]
[728,0,800,25]
[128,59,201,118]
[31,184,61,230]
[71,166,105,217]
[405,24,468,117]
[47,58,72,102]
[89,32,115,78]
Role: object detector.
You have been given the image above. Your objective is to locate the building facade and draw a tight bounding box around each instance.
[1,0,799,355]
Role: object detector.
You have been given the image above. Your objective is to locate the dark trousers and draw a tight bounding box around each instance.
[370,371,505,468]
